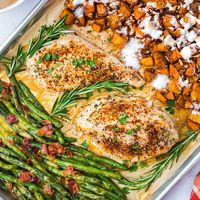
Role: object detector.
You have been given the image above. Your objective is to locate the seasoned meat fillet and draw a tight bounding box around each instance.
[76,94,178,161]
[26,34,144,92]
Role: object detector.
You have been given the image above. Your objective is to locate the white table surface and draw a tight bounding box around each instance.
[0,1,199,199]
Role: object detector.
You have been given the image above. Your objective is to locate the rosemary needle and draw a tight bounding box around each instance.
[120,130,200,190]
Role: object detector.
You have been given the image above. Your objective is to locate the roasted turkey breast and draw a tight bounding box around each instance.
[76,94,178,162]
[26,34,144,92]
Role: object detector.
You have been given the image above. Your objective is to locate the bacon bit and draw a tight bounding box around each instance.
[23,138,30,149]
[48,143,65,156]
[41,144,48,155]
[1,89,7,99]
[38,124,53,136]
[63,166,76,176]
[21,105,29,114]
[26,158,32,165]
[2,81,11,89]
[6,114,18,124]
[66,150,73,158]
[0,139,4,147]
[19,171,36,182]
[43,185,54,196]
[20,146,28,154]
[67,179,79,196]
[42,120,51,125]
[8,139,14,145]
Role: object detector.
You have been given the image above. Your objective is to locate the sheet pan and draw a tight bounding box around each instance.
[0,1,199,199]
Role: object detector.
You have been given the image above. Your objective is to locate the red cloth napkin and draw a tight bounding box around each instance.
[190,172,200,200]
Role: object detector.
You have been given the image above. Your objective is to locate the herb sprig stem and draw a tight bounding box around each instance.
[51,80,129,117]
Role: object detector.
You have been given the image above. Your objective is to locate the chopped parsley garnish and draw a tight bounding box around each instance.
[139,85,144,90]
[112,126,119,132]
[55,74,60,79]
[43,53,52,61]
[122,187,130,194]
[107,37,111,42]
[47,68,52,74]
[129,163,138,172]
[132,145,140,150]
[125,87,130,92]
[165,107,175,114]
[140,161,147,168]
[52,54,59,60]
[167,100,176,107]
[55,62,62,68]
[136,125,141,130]
[132,86,137,89]
[119,112,128,125]
[86,92,93,99]
[72,58,96,68]
[81,140,89,149]
[37,59,43,64]
[127,129,135,135]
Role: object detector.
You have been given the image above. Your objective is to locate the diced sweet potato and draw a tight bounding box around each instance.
[156,67,169,75]
[185,63,195,76]
[153,43,167,52]
[187,120,200,130]
[166,49,181,63]
[169,64,180,79]
[173,28,182,38]
[197,56,200,67]
[107,13,120,29]
[60,9,75,25]
[166,91,175,100]
[182,86,191,95]
[153,52,167,68]
[185,101,193,109]
[133,5,145,20]
[155,91,167,103]
[168,79,181,94]
[163,15,175,27]
[189,111,200,124]
[177,95,184,106]
[144,69,155,82]
[77,16,86,26]
[140,57,154,66]
[119,3,131,20]
[84,2,95,13]
[91,23,102,32]
[134,26,145,38]
[191,83,200,101]
[111,32,128,49]
[95,18,105,26]
[167,0,177,5]
[125,0,138,5]
[96,4,107,17]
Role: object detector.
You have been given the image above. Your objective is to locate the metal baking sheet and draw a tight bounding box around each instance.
[0,1,200,199]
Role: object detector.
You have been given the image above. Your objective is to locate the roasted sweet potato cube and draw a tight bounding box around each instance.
[60,9,75,25]
[84,2,95,13]
[182,86,191,95]
[167,0,177,5]
[153,43,167,52]
[185,63,195,76]
[96,3,107,17]
[144,68,155,82]
[125,0,138,5]
[133,5,145,20]
[95,18,106,26]
[77,16,86,26]
[163,15,175,27]
[64,0,74,10]
[134,27,145,38]
[189,111,200,124]
[187,120,200,130]
[155,91,167,103]
[91,23,102,32]
[157,68,169,75]
[169,64,180,79]
[153,52,167,68]
[107,13,120,29]
[119,2,131,20]
[111,32,128,49]
[166,49,181,63]
[140,57,154,66]
[191,83,200,101]
[197,56,200,67]
[173,28,182,38]
[177,95,184,106]
[166,91,175,100]
[185,101,193,109]
[168,79,181,94]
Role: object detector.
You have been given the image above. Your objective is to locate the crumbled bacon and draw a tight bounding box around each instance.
[66,150,73,157]
[38,124,53,136]
[43,185,54,196]
[48,143,66,156]
[19,171,36,183]
[0,139,4,147]
[26,158,32,165]
[23,138,30,149]
[41,144,48,155]
[67,179,79,196]
[6,114,18,124]
[2,81,11,89]
[21,105,29,114]
[63,166,76,176]
[42,120,51,125]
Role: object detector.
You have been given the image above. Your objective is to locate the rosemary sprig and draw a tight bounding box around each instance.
[51,80,129,117]
[0,16,73,77]
[120,130,200,190]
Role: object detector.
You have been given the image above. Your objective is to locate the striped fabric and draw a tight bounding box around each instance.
[190,172,200,200]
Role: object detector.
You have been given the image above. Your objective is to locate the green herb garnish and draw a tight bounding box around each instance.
[127,129,135,135]
[140,161,147,168]
[129,163,138,172]
[47,68,53,74]
[132,145,140,150]
[81,140,89,149]
[119,112,128,125]
[165,107,175,114]
[112,126,119,132]
[55,74,60,79]
[122,187,130,194]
